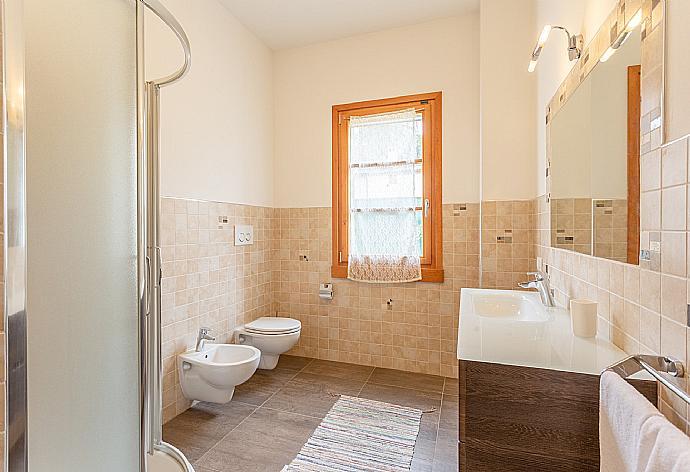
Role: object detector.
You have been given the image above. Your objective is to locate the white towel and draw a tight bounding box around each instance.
[600,371,690,472]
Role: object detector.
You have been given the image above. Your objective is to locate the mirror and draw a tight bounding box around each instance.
[549,25,641,264]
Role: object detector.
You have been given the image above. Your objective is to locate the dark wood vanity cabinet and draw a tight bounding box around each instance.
[457,360,657,472]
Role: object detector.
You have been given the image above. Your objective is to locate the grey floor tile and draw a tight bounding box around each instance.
[302,359,374,382]
[195,408,320,472]
[439,395,459,431]
[410,456,435,472]
[369,367,445,393]
[232,368,298,406]
[443,377,460,396]
[358,382,442,412]
[432,459,459,472]
[433,427,459,467]
[276,355,313,371]
[162,401,255,462]
[263,373,364,418]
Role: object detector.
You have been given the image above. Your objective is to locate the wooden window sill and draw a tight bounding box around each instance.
[331,265,444,283]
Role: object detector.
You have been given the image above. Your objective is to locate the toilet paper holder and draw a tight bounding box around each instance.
[319,283,334,300]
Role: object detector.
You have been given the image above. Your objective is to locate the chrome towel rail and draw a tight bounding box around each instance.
[605,355,690,405]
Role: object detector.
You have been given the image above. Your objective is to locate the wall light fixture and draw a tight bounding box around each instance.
[528,25,583,72]
[600,9,642,62]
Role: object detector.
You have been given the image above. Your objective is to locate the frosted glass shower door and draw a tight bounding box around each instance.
[24,0,140,470]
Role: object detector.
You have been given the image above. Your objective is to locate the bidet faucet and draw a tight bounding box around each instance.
[518,271,556,307]
[196,327,215,352]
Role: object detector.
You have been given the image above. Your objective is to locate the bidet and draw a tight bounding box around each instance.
[178,343,260,403]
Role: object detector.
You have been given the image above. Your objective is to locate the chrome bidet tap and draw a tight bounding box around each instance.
[196,327,216,351]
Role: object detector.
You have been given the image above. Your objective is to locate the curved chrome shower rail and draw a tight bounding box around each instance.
[141,0,191,87]
[137,1,193,471]
[156,441,196,471]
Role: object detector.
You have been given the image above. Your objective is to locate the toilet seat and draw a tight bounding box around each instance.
[244,317,301,335]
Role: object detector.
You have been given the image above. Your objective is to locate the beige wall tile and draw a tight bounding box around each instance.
[610,263,625,297]
[641,190,661,230]
[641,149,661,191]
[640,269,662,312]
[624,266,640,303]
[662,185,687,231]
[662,139,688,187]
[661,318,687,363]
[661,275,688,325]
[640,308,661,353]
[661,231,687,277]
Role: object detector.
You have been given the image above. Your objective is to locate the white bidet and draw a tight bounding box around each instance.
[178,343,260,403]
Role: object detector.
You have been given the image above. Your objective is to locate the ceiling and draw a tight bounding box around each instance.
[218,0,479,50]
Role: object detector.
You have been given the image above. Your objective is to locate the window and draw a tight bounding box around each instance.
[331,92,443,282]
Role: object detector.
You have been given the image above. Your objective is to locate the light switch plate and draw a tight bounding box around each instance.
[234,224,254,246]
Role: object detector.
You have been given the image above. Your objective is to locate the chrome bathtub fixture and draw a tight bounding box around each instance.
[518,271,556,307]
[136,0,192,470]
[528,25,583,72]
[195,327,216,352]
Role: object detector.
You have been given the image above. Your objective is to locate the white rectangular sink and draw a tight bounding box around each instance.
[457,288,630,375]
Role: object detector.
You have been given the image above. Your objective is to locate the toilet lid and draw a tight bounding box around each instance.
[245,317,301,334]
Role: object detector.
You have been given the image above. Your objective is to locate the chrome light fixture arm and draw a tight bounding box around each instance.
[551,26,583,61]
[528,25,583,72]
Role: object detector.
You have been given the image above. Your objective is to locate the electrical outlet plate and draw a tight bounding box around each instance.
[234,224,254,246]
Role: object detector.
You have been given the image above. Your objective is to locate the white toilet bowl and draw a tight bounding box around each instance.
[235,317,301,370]
[178,343,260,403]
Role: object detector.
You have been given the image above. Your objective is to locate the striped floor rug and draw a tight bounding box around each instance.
[282,395,423,471]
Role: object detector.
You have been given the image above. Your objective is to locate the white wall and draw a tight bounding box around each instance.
[479,0,537,201]
[534,0,618,195]
[147,0,274,206]
[273,15,480,207]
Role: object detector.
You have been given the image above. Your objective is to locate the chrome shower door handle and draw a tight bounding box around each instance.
[156,246,163,285]
[145,255,152,315]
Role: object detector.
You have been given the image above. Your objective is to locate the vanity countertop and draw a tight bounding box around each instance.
[456,288,629,375]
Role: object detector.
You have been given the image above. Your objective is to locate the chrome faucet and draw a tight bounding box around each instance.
[196,327,215,352]
[518,271,556,307]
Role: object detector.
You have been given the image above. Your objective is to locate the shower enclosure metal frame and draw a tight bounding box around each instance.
[137,0,192,470]
[4,0,28,470]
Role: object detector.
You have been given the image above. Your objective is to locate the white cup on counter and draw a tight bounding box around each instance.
[570,299,598,338]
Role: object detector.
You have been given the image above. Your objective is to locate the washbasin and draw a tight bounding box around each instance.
[469,290,550,322]
[178,343,261,403]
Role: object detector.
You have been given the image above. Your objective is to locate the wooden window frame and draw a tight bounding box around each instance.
[331,92,443,283]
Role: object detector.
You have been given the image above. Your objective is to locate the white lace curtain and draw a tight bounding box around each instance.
[347,108,422,283]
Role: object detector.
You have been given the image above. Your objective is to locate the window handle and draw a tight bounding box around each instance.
[424,199,430,218]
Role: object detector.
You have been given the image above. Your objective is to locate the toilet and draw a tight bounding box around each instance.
[235,317,301,370]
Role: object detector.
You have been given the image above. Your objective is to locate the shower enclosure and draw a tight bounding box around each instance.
[139,1,193,470]
[2,0,193,470]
